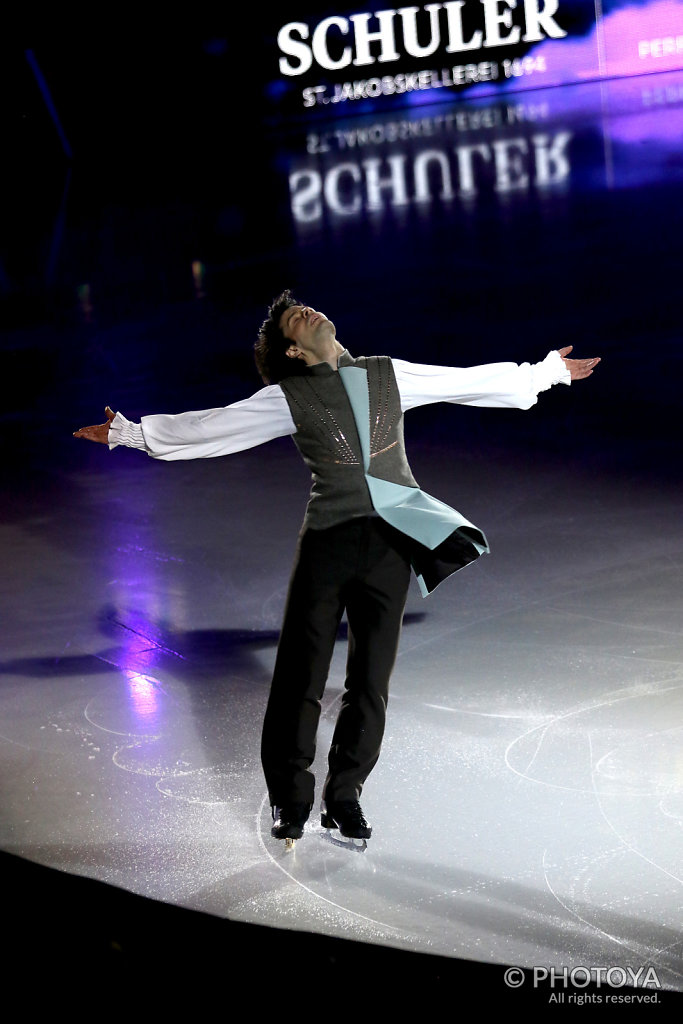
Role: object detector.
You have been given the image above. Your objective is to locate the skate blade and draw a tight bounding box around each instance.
[320,831,368,852]
[284,837,297,850]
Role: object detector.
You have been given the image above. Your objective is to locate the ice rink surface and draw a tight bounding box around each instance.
[2,56,682,1002]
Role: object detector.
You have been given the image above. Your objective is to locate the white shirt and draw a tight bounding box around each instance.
[108,351,570,460]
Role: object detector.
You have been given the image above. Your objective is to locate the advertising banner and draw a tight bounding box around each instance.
[264,1,683,117]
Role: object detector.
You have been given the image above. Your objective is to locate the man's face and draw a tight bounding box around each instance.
[279,304,336,360]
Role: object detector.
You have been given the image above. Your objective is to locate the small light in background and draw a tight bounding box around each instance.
[192,260,206,299]
[77,283,94,323]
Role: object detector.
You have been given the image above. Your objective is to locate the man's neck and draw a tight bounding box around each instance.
[305,339,345,370]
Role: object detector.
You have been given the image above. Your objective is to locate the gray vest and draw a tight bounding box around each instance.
[280,351,416,531]
[281,349,489,596]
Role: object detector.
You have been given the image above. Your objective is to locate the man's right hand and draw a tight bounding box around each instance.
[73,406,116,444]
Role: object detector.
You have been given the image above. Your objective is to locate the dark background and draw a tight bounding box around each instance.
[3,20,682,492]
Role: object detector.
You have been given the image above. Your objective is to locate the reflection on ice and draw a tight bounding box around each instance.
[124,670,163,720]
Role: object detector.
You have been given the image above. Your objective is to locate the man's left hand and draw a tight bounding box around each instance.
[557,346,601,380]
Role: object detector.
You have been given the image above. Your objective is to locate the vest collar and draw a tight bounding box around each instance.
[302,349,354,376]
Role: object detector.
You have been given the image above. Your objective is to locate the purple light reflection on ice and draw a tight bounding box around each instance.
[115,542,185,563]
[114,607,186,662]
[123,669,163,720]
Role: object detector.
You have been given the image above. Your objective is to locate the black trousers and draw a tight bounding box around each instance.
[261,516,412,807]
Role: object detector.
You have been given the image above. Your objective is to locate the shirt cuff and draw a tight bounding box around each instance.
[532,350,571,393]
[108,411,147,451]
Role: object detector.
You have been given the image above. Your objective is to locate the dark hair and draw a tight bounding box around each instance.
[254,289,306,385]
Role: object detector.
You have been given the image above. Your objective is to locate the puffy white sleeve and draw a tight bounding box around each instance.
[108,384,296,461]
[393,350,571,412]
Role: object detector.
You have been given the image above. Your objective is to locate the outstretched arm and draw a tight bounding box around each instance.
[73,387,297,460]
[394,348,600,412]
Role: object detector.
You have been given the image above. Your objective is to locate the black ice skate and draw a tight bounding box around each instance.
[321,800,372,847]
[271,803,311,848]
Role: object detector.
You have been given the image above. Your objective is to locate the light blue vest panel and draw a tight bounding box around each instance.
[338,365,489,596]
